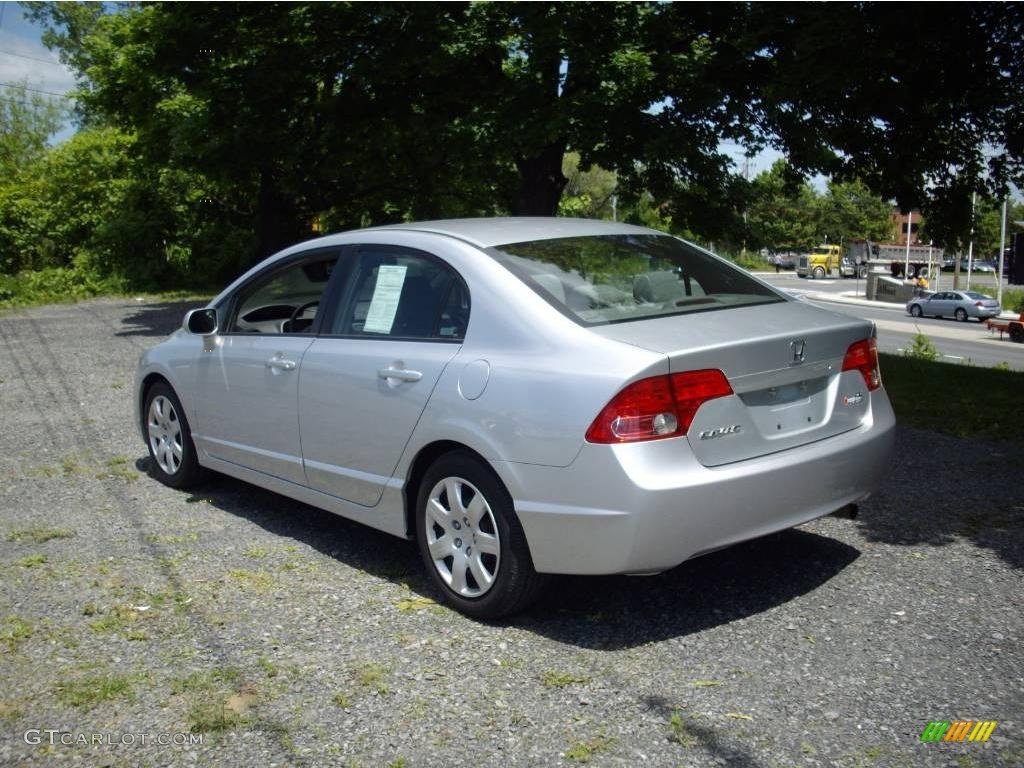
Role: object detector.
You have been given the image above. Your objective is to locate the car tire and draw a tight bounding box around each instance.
[812,266,825,279]
[1010,324,1024,343]
[858,265,868,279]
[955,308,968,322]
[910,304,923,318]
[416,451,547,618]
[144,381,204,489]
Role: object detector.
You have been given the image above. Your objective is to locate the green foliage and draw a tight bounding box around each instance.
[9,2,1023,295]
[1002,288,1024,314]
[558,153,618,219]
[745,161,819,252]
[749,4,1023,216]
[745,161,894,253]
[880,353,1024,440]
[903,328,940,362]
[0,82,67,179]
[0,266,126,308]
[816,178,893,244]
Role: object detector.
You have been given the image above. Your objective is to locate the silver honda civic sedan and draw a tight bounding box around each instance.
[136,218,895,617]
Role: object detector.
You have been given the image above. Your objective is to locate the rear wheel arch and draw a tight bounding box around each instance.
[403,441,496,538]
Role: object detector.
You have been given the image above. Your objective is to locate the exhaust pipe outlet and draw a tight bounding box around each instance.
[830,503,858,520]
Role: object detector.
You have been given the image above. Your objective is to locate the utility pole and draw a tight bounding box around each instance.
[997,197,1007,307]
[903,211,913,279]
[966,191,977,290]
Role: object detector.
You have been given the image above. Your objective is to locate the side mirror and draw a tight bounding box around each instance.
[184,308,218,336]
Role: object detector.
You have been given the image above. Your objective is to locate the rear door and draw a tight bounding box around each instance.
[297,245,468,506]
[922,292,946,316]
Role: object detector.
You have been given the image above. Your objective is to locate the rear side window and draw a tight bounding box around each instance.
[489,234,783,326]
[330,248,469,340]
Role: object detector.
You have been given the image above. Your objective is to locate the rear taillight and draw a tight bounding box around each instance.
[585,370,733,444]
[975,301,984,307]
[842,338,881,391]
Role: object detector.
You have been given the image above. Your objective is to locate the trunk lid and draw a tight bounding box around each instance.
[591,301,876,466]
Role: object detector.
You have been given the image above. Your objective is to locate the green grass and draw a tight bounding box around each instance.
[6,527,75,543]
[668,712,697,748]
[541,670,591,689]
[879,353,1024,440]
[55,673,134,709]
[565,734,616,763]
[1001,286,1024,313]
[0,266,215,311]
[353,662,390,694]
[1,615,33,653]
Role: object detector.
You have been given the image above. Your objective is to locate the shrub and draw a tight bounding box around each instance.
[904,328,940,362]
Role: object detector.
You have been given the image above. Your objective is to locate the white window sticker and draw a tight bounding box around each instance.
[362,265,408,334]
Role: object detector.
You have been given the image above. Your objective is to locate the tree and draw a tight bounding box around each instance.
[745,161,818,253]
[22,1,1024,277]
[814,179,892,245]
[0,82,66,179]
[557,152,617,219]
[748,3,1024,218]
[0,83,68,272]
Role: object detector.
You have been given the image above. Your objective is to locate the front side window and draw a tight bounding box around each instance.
[489,234,783,326]
[229,254,338,334]
[330,248,469,340]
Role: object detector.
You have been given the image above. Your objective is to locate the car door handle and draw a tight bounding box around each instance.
[266,357,297,371]
[377,366,422,383]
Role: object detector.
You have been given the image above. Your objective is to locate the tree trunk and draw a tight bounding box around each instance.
[512,142,568,216]
[255,168,305,260]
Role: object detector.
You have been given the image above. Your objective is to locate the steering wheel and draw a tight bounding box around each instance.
[282,301,319,333]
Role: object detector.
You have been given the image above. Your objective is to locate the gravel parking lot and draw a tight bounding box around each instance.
[1,297,1021,767]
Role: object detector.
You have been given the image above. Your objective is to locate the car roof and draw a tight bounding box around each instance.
[358,217,658,249]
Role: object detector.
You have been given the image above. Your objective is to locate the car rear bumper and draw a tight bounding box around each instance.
[493,389,895,575]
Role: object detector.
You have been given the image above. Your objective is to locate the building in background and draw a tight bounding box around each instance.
[891,210,923,245]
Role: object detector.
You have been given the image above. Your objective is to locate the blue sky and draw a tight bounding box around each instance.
[0,3,76,99]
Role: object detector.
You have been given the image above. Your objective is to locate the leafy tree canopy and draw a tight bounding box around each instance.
[16,1,1024,272]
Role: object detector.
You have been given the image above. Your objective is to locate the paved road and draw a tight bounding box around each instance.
[0,298,1021,767]
[759,274,1024,370]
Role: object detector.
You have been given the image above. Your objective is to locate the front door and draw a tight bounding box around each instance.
[192,251,342,485]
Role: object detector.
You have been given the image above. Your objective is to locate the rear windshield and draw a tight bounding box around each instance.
[489,234,784,326]
[964,291,990,300]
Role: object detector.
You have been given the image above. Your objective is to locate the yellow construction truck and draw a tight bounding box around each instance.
[796,244,844,279]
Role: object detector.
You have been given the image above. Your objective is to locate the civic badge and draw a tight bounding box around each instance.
[789,339,806,365]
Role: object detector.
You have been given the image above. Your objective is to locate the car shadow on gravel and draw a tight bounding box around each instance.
[117,300,209,337]
[140,458,861,650]
[520,528,859,649]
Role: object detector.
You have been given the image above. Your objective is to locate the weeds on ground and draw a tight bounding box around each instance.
[903,327,940,362]
[6,527,74,543]
[541,670,590,689]
[565,734,616,763]
[668,712,697,747]
[55,673,134,709]
[1,616,33,653]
